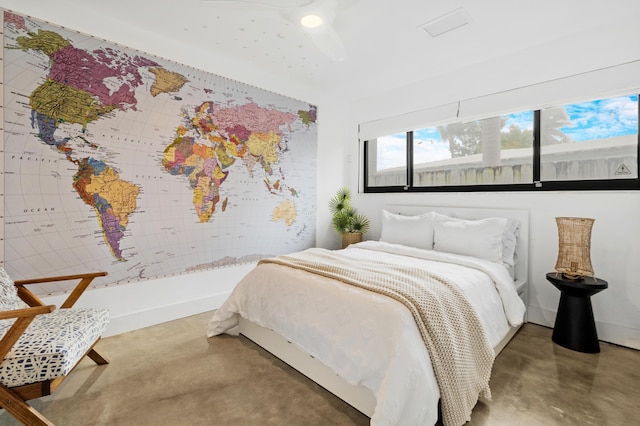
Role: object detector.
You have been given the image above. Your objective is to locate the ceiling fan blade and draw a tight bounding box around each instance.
[307,25,347,62]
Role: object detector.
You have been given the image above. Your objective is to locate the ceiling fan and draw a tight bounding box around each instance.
[201,0,359,62]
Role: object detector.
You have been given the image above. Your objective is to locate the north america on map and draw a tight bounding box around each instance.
[1,10,318,292]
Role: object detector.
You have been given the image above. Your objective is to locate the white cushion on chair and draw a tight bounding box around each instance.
[0,307,110,388]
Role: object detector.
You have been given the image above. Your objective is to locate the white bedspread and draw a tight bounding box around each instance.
[208,241,525,425]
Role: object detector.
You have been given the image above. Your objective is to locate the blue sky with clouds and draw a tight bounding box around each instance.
[375,94,638,171]
[558,94,638,141]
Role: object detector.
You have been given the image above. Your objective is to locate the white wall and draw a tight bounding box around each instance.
[342,25,640,349]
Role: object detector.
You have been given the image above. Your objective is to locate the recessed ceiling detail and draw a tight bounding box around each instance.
[419,7,471,37]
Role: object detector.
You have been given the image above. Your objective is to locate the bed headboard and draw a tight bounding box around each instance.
[383,205,529,285]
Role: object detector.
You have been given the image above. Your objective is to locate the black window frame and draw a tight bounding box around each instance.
[364,98,640,193]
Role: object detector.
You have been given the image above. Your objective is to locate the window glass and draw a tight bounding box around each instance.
[365,133,407,187]
[363,93,639,193]
[540,95,639,181]
[413,111,534,187]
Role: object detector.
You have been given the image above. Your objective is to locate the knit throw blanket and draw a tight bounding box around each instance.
[259,248,494,426]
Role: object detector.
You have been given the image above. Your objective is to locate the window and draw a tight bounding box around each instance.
[412,112,534,187]
[364,94,639,192]
[365,132,407,187]
[540,95,638,182]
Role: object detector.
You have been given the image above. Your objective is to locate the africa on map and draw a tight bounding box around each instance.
[1,10,317,294]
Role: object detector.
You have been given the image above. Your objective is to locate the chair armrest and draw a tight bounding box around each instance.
[14,272,107,309]
[0,305,55,361]
[0,305,55,321]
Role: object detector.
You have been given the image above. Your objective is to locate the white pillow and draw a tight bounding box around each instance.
[380,210,435,250]
[502,219,521,267]
[433,215,507,263]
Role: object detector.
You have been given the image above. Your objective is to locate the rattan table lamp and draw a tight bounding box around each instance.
[554,217,595,280]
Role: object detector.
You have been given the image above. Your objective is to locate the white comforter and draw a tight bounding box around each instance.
[208,241,526,425]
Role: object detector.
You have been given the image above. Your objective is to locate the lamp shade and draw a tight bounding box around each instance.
[554,217,595,279]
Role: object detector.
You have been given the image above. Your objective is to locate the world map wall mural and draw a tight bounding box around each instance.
[0,10,318,294]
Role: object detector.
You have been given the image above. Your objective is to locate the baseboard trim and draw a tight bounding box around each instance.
[40,264,254,338]
[103,291,232,337]
[526,305,639,350]
[525,305,555,328]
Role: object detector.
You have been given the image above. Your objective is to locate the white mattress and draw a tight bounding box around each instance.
[208,241,525,425]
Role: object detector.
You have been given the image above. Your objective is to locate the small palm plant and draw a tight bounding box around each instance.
[328,187,370,247]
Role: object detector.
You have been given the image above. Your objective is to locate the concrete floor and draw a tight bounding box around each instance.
[1,312,638,425]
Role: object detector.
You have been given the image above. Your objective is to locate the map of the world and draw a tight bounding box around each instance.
[1,10,317,294]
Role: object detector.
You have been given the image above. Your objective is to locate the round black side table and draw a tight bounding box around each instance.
[546,272,608,353]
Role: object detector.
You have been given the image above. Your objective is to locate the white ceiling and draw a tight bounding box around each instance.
[1,0,640,101]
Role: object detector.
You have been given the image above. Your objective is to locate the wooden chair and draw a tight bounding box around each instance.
[0,268,110,426]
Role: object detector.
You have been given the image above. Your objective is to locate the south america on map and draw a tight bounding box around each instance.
[1,10,317,293]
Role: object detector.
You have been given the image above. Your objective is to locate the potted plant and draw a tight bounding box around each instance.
[328,187,370,248]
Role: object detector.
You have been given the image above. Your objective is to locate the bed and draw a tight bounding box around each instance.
[207,206,529,425]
